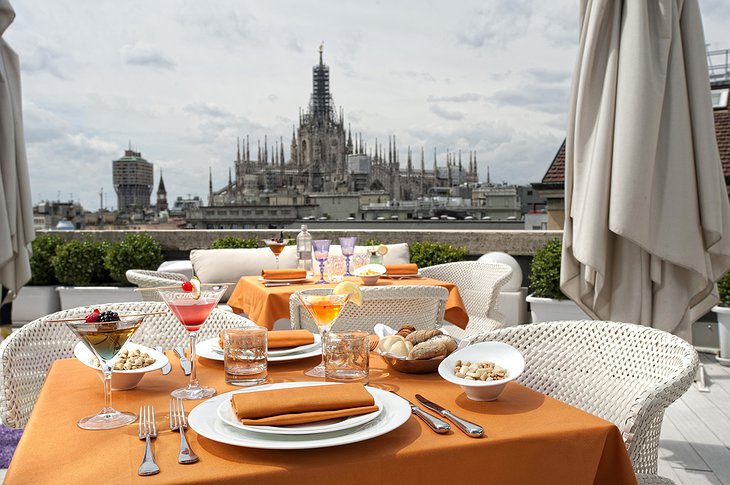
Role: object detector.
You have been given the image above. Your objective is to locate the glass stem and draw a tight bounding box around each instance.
[276,256,280,270]
[101,364,114,414]
[345,255,351,276]
[319,260,325,282]
[320,328,328,367]
[189,332,199,389]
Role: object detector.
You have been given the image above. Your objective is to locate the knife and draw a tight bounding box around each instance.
[173,347,192,375]
[394,393,450,434]
[415,394,484,438]
[155,346,171,375]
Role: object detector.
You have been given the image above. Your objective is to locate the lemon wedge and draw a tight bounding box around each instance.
[333,281,363,306]
[376,244,388,256]
[190,277,202,300]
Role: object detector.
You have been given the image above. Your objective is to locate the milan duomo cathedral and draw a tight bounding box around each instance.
[209,45,478,206]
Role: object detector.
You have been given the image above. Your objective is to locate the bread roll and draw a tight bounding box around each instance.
[405,329,442,345]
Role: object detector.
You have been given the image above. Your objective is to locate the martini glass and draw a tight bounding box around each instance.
[65,314,144,429]
[296,288,350,377]
[339,237,357,276]
[313,239,331,284]
[264,238,289,269]
[157,284,228,399]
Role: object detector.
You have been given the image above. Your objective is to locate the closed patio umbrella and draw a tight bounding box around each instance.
[561,0,730,340]
[0,0,34,302]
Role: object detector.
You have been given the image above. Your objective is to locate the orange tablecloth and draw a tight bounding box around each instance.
[228,275,470,330]
[5,352,636,485]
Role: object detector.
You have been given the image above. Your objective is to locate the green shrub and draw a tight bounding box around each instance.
[409,241,468,268]
[29,233,63,285]
[210,237,260,249]
[52,240,110,286]
[363,238,383,246]
[528,239,565,300]
[103,233,164,285]
[718,272,730,305]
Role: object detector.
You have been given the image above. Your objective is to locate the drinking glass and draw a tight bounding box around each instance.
[327,255,346,283]
[223,328,268,386]
[263,238,289,269]
[65,314,145,429]
[338,237,357,276]
[324,331,369,383]
[312,239,331,284]
[353,251,370,272]
[157,284,228,399]
[296,288,351,377]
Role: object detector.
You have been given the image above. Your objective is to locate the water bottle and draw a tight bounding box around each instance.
[296,225,313,271]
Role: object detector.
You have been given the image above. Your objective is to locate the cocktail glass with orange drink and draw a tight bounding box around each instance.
[263,233,290,269]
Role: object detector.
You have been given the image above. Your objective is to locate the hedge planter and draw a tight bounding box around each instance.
[526,294,591,323]
[713,306,730,366]
[57,286,142,310]
[12,286,61,325]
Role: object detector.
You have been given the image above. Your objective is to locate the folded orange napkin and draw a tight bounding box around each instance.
[261,269,307,280]
[268,329,315,349]
[231,383,378,426]
[384,264,419,275]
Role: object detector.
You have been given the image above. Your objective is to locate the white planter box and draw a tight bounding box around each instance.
[526,294,591,323]
[12,286,61,325]
[713,306,730,365]
[57,286,142,310]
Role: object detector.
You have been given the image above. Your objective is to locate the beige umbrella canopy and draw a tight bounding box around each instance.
[561,0,730,340]
[0,0,35,299]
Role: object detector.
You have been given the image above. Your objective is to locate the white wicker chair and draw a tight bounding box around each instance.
[0,301,254,428]
[419,261,513,338]
[470,320,698,483]
[125,269,187,301]
[290,286,448,334]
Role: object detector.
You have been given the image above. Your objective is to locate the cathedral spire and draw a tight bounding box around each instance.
[280,136,285,166]
[458,150,463,174]
[246,135,250,161]
[257,139,261,162]
[208,167,213,195]
[319,41,324,65]
[487,164,491,185]
[388,136,392,164]
[433,147,438,181]
[237,136,241,162]
[264,135,268,164]
[228,167,232,186]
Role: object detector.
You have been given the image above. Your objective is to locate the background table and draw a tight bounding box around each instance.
[228,276,470,330]
[5,351,636,485]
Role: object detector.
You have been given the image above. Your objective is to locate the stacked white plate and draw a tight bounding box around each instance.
[188,381,412,449]
[197,334,322,363]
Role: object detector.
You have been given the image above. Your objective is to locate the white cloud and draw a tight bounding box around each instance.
[120,41,176,69]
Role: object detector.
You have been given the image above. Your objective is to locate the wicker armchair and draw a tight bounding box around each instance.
[471,320,698,483]
[0,301,254,428]
[290,286,448,334]
[125,269,187,301]
[419,261,513,338]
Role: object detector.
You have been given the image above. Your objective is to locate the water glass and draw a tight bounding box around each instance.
[223,328,268,386]
[352,252,370,271]
[324,331,370,383]
[312,239,331,284]
[327,255,347,283]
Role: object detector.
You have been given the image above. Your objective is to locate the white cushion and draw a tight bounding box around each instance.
[157,260,194,279]
[327,243,410,264]
[190,246,298,302]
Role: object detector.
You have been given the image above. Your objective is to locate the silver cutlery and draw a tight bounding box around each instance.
[169,398,199,464]
[415,394,484,438]
[173,347,192,375]
[155,346,171,375]
[391,392,450,434]
[264,282,290,287]
[138,405,160,476]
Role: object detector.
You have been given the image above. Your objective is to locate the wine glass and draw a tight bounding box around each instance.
[65,313,145,429]
[157,284,228,399]
[312,239,331,284]
[296,289,351,377]
[263,237,289,269]
[338,237,357,276]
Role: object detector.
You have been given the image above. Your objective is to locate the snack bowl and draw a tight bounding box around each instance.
[438,342,524,401]
[380,353,446,374]
[353,264,386,285]
[74,342,169,390]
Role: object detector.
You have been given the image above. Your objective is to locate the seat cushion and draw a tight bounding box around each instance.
[157,260,194,279]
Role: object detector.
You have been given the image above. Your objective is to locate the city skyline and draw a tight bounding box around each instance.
[8,0,730,211]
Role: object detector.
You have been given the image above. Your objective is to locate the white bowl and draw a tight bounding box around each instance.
[353,264,386,285]
[74,342,169,390]
[438,342,525,401]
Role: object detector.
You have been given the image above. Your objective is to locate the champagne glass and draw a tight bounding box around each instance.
[338,237,357,276]
[312,239,331,284]
[157,284,228,399]
[65,313,144,429]
[296,289,350,377]
[263,237,289,270]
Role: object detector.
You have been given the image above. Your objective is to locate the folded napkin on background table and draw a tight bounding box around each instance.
[384,264,419,275]
[261,269,307,280]
[218,329,315,349]
[231,383,378,426]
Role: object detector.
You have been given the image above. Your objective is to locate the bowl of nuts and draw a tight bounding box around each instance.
[353,264,386,285]
[438,342,524,401]
[74,342,169,390]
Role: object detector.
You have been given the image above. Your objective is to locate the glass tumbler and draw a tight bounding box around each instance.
[323,331,370,384]
[223,327,268,386]
[327,255,346,283]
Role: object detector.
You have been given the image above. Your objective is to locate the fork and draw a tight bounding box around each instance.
[169,398,199,464]
[138,405,160,476]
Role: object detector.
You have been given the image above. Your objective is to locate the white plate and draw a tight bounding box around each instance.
[257,276,312,284]
[216,383,383,435]
[209,336,321,357]
[188,382,410,449]
[197,336,322,363]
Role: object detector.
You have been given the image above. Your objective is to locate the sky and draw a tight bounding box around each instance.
[5,0,730,211]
